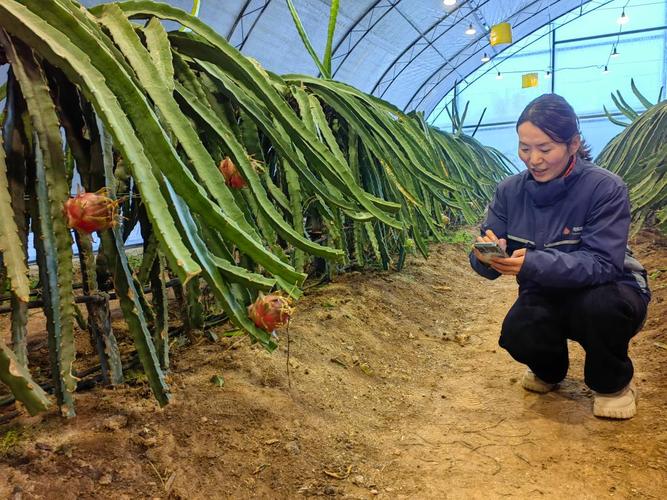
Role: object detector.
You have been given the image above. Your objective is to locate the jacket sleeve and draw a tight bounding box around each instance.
[519,180,629,288]
[469,183,507,280]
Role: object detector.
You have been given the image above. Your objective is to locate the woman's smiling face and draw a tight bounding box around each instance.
[518,121,580,182]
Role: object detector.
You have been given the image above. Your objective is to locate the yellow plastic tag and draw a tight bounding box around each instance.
[490,22,513,46]
[522,73,539,88]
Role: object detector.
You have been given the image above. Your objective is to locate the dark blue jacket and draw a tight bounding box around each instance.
[469,157,651,302]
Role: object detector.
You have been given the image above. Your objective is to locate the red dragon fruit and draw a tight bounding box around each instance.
[63,189,120,233]
[219,156,247,189]
[247,293,294,332]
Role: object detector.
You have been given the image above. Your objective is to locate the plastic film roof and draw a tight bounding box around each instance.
[79,0,594,116]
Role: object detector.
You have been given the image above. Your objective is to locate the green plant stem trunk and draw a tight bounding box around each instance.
[74,230,123,385]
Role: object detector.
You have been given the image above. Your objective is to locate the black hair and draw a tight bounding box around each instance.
[516,94,592,161]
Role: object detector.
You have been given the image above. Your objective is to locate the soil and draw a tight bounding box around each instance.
[1,230,666,499]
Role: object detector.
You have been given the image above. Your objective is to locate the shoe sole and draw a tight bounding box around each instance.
[522,378,556,393]
[593,386,637,419]
[593,402,636,419]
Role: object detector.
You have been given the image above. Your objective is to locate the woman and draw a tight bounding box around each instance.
[470,94,650,419]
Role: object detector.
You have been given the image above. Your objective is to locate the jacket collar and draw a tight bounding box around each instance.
[525,156,586,207]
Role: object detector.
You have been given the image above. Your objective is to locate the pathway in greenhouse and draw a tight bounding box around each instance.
[1,232,666,499]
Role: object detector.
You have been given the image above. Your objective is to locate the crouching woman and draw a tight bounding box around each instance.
[470,94,651,419]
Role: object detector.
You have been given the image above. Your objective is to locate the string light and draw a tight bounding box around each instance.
[481,53,490,63]
[480,65,607,82]
[443,0,456,6]
[617,9,629,25]
[603,65,609,74]
[465,24,476,35]
[611,46,620,58]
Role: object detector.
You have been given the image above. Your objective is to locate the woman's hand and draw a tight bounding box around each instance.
[472,229,507,266]
[490,248,526,275]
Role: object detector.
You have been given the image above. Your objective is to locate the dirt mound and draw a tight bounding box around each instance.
[1,232,666,499]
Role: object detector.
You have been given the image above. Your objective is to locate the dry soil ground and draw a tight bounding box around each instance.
[1,231,666,499]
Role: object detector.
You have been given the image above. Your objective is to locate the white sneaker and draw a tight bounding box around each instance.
[593,383,637,419]
[522,368,557,393]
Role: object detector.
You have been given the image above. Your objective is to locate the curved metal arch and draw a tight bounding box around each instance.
[405,0,563,112]
[371,0,492,98]
[330,0,386,56]
[425,0,614,122]
[329,0,404,78]
[227,0,272,50]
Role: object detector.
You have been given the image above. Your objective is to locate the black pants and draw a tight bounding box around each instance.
[499,283,647,394]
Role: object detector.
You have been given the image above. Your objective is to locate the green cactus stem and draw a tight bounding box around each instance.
[0,339,51,415]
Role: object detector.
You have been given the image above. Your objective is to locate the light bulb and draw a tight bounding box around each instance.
[496,71,503,80]
[611,47,620,58]
[481,53,490,63]
[545,70,551,79]
[617,10,629,25]
[603,65,609,74]
[465,24,476,36]
[443,0,456,6]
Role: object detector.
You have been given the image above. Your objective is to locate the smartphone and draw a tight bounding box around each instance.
[473,241,509,258]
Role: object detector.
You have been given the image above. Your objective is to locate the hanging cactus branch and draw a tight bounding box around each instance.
[597,80,667,234]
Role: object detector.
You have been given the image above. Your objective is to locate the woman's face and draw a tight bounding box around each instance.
[517,121,580,183]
